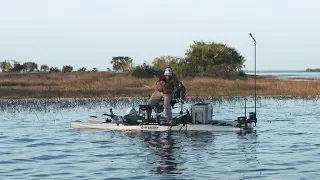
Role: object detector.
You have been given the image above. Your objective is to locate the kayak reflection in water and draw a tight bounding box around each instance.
[125,132,183,174]
[124,131,215,175]
[146,132,182,174]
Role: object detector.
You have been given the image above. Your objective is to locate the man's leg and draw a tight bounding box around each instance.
[147,91,162,106]
[147,91,162,121]
[163,94,172,123]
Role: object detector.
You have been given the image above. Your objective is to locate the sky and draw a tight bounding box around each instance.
[0,0,319,71]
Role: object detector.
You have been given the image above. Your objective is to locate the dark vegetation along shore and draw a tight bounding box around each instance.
[1,72,320,99]
[1,41,320,99]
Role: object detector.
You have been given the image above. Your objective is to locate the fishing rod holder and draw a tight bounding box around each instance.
[247,112,257,126]
[236,97,258,128]
[236,113,257,128]
[243,97,257,126]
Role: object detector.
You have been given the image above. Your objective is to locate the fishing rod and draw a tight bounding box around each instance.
[237,33,258,128]
[249,33,257,125]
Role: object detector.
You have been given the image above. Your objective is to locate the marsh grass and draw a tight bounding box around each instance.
[1,72,320,99]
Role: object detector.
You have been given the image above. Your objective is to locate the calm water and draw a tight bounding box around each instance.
[1,97,320,179]
[247,71,320,80]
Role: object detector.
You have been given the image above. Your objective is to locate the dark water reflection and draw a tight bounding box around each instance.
[141,132,184,174]
[123,130,259,178]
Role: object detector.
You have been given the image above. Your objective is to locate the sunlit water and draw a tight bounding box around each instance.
[1,97,320,179]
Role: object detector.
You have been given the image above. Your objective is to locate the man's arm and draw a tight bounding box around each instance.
[172,74,186,101]
[141,63,163,78]
[178,82,186,101]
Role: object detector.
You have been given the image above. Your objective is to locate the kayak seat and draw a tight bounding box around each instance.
[140,89,181,115]
[153,98,180,113]
[151,88,181,113]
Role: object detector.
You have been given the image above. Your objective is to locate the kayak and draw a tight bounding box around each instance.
[71,120,250,132]
[71,102,256,133]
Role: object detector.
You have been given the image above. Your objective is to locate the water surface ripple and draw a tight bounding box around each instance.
[1,97,319,179]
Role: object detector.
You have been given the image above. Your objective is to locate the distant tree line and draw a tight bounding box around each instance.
[306,68,320,72]
[0,41,247,78]
[0,60,105,73]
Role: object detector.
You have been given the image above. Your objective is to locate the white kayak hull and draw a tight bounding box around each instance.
[71,120,253,132]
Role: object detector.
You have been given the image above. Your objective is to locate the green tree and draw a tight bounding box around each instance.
[130,65,154,78]
[151,56,183,70]
[62,65,73,73]
[91,68,98,72]
[11,63,25,72]
[77,67,87,72]
[7,60,25,72]
[23,62,38,72]
[0,60,12,72]
[185,41,245,76]
[170,60,192,78]
[40,64,50,72]
[49,67,61,72]
[110,56,133,72]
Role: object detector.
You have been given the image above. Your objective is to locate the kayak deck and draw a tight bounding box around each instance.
[71,120,252,132]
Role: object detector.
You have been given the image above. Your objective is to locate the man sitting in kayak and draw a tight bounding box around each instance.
[142,64,186,124]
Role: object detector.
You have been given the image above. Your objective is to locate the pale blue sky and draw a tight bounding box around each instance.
[0,0,319,71]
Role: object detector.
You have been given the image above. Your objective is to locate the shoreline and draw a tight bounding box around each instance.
[1,72,320,99]
[1,94,319,101]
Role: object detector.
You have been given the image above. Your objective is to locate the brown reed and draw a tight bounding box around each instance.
[1,72,320,99]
